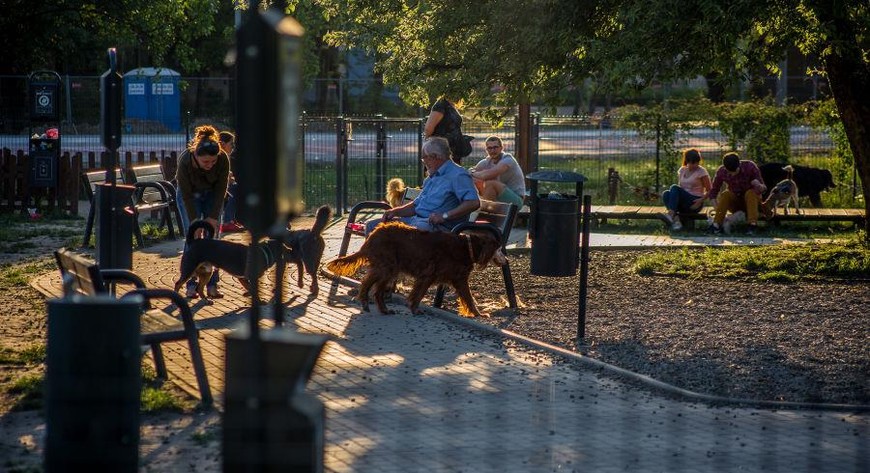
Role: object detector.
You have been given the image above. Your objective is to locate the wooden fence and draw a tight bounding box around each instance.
[0,148,179,216]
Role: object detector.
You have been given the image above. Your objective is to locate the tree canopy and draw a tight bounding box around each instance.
[0,0,231,75]
[316,0,870,236]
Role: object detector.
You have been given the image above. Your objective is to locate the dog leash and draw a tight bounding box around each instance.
[463,234,475,264]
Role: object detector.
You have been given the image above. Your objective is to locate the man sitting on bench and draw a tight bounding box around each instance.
[367,137,479,234]
[470,136,526,208]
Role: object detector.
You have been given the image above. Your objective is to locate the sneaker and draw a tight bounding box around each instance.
[207,287,224,299]
[746,224,758,236]
[671,218,682,231]
[707,223,721,235]
[660,213,674,225]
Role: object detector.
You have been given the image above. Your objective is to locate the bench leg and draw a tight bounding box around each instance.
[185,330,213,407]
[502,261,518,309]
[132,209,146,247]
[338,228,354,257]
[82,203,96,248]
[151,343,167,380]
[163,207,177,239]
[170,201,185,238]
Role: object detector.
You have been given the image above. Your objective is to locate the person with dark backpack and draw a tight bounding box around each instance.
[424,97,473,164]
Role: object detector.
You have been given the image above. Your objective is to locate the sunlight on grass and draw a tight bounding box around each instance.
[634,239,870,280]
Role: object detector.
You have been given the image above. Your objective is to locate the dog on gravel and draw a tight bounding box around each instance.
[174,205,331,302]
[385,177,406,208]
[763,165,801,216]
[326,221,506,317]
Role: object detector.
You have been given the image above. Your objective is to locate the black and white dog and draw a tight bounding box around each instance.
[174,205,331,303]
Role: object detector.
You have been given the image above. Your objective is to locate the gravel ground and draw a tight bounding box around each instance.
[432,249,870,406]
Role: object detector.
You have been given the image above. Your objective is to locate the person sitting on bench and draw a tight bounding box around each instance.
[661,148,711,231]
[470,136,526,208]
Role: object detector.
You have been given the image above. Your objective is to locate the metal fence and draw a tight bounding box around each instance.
[1,77,861,213]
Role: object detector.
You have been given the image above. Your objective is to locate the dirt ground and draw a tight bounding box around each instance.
[1,221,867,470]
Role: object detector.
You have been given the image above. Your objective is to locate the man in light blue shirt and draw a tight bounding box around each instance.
[367,136,480,234]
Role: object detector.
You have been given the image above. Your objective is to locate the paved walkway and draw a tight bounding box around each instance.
[32,218,868,472]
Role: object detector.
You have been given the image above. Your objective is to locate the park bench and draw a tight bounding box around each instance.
[432,199,519,310]
[81,166,181,248]
[80,169,143,247]
[338,187,422,257]
[128,163,182,239]
[338,189,519,310]
[590,205,865,229]
[54,248,213,407]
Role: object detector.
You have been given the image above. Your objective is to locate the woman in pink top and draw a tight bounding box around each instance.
[661,148,711,230]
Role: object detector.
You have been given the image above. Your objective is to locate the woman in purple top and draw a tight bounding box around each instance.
[707,152,767,235]
[661,148,711,231]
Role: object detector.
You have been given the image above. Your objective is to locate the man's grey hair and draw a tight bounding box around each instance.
[422,136,451,161]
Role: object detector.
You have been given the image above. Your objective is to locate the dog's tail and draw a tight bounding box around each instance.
[783,164,794,180]
[311,205,332,236]
[326,253,368,277]
[186,220,214,244]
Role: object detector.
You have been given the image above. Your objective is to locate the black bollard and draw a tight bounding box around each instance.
[223,326,327,472]
[44,295,142,472]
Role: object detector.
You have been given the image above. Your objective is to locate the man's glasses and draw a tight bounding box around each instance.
[486,145,501,150]
[196,140,219,156]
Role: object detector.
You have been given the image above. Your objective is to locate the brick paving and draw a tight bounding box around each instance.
[32,218,869,472]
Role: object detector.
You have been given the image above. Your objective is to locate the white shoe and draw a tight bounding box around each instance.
[660,213,674,225]
[671,219,682,231]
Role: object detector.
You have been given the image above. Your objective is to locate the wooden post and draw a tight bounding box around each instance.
[516,103,531,174]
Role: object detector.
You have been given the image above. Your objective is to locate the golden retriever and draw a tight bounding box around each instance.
[327,221,506,317]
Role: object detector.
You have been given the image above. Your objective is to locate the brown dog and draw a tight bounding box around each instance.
[327,221,506,317]
[763,165,801,216]
[385,177,406,207]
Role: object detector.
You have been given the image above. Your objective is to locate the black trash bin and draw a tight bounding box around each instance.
[527,171,586,277]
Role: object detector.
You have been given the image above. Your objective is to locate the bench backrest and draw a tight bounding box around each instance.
[469,199,518,247]
[81,169,124,201]
[130,164,171,204]
[54,249,106,296]
[402,187,422,205]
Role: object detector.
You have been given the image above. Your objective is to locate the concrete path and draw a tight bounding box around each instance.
[32,218,868,472]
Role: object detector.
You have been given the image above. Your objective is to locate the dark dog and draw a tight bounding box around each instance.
[284,205,332,296]
[174,205,331,302]
[763,165,801,216]
[760,163,835,207]
[327,221,506,317]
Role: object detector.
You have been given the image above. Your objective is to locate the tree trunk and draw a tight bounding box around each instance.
[825,49,870,240]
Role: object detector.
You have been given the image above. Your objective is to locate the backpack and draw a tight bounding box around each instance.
[441,103,473,160]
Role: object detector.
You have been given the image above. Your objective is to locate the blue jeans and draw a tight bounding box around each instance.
[365,215,453,235]
[662,185,702,214]
[224,181,238,222]
[176,188,222,289]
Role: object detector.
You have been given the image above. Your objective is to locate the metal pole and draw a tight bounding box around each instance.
[577,194,591,344]
[654,115,661,192]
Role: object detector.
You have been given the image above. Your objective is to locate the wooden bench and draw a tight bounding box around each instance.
[54,248,212,407]
[591,205,865,229]
[128,164,182,240]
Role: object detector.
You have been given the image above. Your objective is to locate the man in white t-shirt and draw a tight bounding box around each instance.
[470,136,526,207]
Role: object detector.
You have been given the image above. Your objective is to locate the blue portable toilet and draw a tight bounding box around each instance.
[123,67,181,132]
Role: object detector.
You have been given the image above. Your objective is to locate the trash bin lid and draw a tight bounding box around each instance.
[526,170,586,183]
